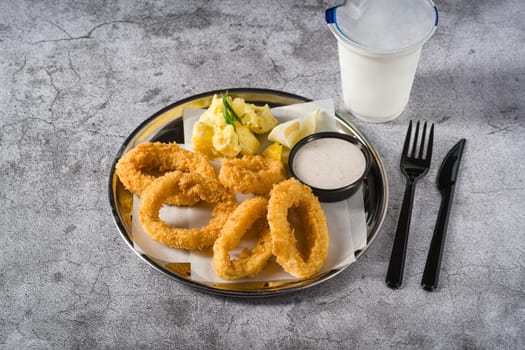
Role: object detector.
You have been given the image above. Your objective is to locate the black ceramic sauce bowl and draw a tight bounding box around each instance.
[288,132,371,202]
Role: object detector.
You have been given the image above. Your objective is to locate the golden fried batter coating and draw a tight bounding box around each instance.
[138,171,237,250]
[218,155,287,195]
[115,142,216,206]
[267,178,329,278]
[212,197,273,280]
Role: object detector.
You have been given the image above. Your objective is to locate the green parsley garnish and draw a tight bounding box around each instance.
[222,92,243,129]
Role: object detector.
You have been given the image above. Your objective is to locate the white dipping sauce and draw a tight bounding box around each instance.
[292,138,366,190]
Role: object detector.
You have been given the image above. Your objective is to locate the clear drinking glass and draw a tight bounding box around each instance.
[326,0,438,123]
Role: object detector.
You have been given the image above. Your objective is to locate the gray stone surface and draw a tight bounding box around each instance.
[1,0,523,348]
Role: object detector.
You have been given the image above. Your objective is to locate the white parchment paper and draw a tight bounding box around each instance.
[131,99,368,283]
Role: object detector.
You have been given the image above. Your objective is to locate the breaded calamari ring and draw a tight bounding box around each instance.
[267,178,329,278]
[115,142,216,206]
[212,196,273,280]
[138,171,238,250]
[218,155,287,195]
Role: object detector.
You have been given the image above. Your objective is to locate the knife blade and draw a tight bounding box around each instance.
[421,138,466,291]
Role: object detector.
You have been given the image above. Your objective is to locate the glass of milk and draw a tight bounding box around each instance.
[326,0,438,123]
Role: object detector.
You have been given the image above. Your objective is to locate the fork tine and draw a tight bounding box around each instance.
[411,121,420,158]
[402,120,413,158]
[426,123,434,161]
[418,122,428,159]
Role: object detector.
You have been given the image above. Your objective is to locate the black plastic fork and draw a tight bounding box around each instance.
[386,120,434,289]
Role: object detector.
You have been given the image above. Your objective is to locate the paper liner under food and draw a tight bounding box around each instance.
[131,99,368,283]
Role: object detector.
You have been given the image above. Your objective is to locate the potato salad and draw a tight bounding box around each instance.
[192,94,278,158]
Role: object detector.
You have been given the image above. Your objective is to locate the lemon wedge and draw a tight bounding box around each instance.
[262,142,283,161]
[267,109,319,148]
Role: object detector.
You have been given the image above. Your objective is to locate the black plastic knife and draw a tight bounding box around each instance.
[421,139,466,291]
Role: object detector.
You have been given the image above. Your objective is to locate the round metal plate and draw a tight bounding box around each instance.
[108,88,389,297]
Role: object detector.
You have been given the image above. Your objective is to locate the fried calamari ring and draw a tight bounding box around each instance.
[138,171,237,250]
[212,196,273,280]
[218,155,287,195]
[267,178,329,278]
[115,142,216,206]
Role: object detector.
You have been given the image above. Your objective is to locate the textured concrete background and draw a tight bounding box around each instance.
[1,0,524,348]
